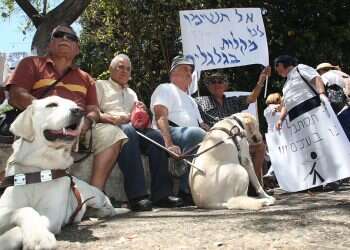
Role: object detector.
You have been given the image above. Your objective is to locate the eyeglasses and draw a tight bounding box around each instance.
[52,31,79,43]
[116,64,131,72]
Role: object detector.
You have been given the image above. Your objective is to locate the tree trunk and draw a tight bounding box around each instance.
[15,0,92,56]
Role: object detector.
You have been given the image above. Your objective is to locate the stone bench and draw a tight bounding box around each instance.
[0,143,177,202]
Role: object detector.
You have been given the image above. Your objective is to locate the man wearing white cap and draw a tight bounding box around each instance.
[150,55,207,201]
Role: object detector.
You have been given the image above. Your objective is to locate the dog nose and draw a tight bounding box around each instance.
[70,108,84,118]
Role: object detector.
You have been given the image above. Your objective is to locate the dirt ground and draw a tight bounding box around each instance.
[57,184,350,250]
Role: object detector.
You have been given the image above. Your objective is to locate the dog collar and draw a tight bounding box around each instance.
[0,169,69,188]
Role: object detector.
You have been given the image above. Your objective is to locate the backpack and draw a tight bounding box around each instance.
[326,84,347,113]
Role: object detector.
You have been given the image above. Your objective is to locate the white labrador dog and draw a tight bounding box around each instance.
[189,113,275,210]
[0,96,128,250]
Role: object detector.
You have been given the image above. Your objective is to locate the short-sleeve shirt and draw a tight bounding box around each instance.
[95,78,138,116]
[282,64,319,111]
[7,56,97,110]
[321,70,348,88]
[195,95,248,127]
[150,83,203,127]
[264,104,280,132]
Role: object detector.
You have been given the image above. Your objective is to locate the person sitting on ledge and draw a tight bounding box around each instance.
[96,53,183,211]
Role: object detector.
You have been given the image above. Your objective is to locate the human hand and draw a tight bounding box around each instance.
[134,101,147,110]
[81,117,95,135]
[319,93,328,105]
[257,66,272,85]
[200,122,210,131]
[167,144,182,157]
[110,114,130,125]
[275,119,283,130]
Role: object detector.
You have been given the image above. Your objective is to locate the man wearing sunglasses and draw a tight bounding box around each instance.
[7,24,127,192]
[195,68,270,187]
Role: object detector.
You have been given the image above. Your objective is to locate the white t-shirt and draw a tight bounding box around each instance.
[264,104,280,133]
[150,83,203,128]
[283,64,319,111]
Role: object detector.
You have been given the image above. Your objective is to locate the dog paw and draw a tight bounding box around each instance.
[22,227,57,250]
[261,196,275,206]
[112,208,130,216]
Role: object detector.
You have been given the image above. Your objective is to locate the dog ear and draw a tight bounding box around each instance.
[10,104,35,141]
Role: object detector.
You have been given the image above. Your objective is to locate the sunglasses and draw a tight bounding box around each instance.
[52,31,79,42]
[209,79,225,84]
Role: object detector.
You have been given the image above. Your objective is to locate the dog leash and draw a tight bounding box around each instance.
[177,115,246,160]
[135,130,205,174]
[73,126,94,163]
[67,174,95,224]
[179,125,244,162]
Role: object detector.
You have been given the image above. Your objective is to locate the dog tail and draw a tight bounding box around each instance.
[223,196,265,210]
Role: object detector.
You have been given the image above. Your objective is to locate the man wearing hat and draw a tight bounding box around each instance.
[196,69,270,127]
[150,55,207,200]
[195,68,270,185]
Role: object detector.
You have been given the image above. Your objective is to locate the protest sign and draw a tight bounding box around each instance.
[266,101,350,192]
[180,8,269,71]
[7,52,28,69]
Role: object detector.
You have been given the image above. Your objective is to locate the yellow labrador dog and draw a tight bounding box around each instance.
[190,113,275,210]
[0,96,128,250]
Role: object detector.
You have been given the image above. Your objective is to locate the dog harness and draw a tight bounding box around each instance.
[179,115,246,164]
[0,169,88,224]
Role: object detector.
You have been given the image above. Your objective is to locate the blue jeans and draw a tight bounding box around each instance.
[117,124,172,202]
[169,126,206,193]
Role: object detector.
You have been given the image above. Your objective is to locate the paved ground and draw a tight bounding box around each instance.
[57,184,350,250]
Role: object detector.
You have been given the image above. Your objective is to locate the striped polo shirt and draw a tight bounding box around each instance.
[7,56,97,110]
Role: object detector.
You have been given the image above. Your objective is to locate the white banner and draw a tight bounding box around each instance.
[7,52,28,69]
[265,101,350,192]
[180,8,269,71]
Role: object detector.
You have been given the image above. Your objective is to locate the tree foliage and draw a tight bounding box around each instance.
[79,0,350,128]
[1,0,91,55]
[4,1,350,128]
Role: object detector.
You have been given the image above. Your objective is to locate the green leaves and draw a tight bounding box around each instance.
[78,0,350,130]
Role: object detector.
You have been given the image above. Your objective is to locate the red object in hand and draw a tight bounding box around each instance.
[131,103,150,130]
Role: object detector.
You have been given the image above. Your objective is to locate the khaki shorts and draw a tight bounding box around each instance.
[82,123,128,155]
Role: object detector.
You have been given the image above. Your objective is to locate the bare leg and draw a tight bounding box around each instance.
[90,141,122,190]
[249,143,266,186]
